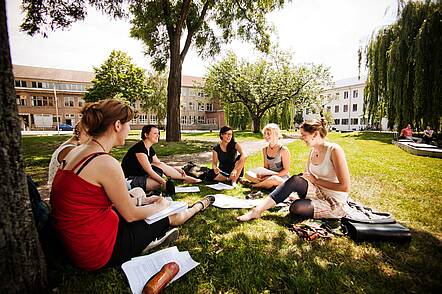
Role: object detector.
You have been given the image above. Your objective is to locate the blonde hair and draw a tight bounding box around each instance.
[301,118,328,138]
[262,123,282,139]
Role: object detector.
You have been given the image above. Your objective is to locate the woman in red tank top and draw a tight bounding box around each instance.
[51,99,214,271]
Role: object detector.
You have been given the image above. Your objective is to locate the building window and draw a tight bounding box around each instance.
[198,102,204,111]
[351,118,358,125]
[31,96,54,107]
[181,102,187,111]
[181,116,188,125]
[335,92,339,98]
[353,90,358,98]
[352,104,358,112]
[150,115,157,124]
[334,119,340,125]
[326,106,331,112]
[138,114,147,124]
[190,116,195,124]
[198,91,204,97]
[206,103,213,111]
[334,105,339,113]
[15,80,27,87]
[64,97,75,107]
[343,105,348,112]
[197,116,205,124]
[78,99,85,107]
[344,91,349,99]
[189,102,194,111]
[31,81,43,88]
[16,95,27,106]
[342,118,349,125]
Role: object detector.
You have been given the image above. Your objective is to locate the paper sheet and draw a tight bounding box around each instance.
[246,167,278,178]
[122,246,199,294]
[212,194,261,208]
[206,182,234,190]
[145,201,188,224]
[175,186,200,193]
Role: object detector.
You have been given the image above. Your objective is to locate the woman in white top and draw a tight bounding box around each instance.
[238,118,350,221]
[245,123,290,189]
[48,122,89,186]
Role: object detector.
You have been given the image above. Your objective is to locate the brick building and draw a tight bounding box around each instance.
[13,65,224,131]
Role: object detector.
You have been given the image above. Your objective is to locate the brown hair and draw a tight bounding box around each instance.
[80,99,135,137]
[141,124,159,140]
[301,118,328,138]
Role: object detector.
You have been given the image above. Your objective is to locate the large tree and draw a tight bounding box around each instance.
[20,0,289,141]
[362,0,442,131]
[204,52,331,132]
[0,0,47,292]
[85,50,147,102]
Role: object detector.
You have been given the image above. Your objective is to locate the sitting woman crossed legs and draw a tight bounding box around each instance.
[238,118,350,221]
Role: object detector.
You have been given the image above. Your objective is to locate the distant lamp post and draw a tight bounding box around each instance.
[53,83,60,135]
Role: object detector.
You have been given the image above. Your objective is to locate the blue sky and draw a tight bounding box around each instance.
[6,0,397,80]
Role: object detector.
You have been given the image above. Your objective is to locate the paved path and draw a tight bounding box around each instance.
[162,138,296,166]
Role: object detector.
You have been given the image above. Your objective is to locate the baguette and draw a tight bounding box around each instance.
[142,262,180,294]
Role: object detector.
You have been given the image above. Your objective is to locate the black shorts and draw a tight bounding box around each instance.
[126,166,164,190]
[106,210,170,267]
[207,155,244,181]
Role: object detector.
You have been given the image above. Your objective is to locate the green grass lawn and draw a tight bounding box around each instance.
[22,132,441,293]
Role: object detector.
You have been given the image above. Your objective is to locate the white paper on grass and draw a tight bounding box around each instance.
[246,167,278,178]
[212,194,262,208]
[175,186,200,193]
[145,201,188,224]
[206,182,234,190]
[122,246,199,294]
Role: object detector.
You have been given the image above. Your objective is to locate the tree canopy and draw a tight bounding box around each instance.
[204,51,331,132]
[85,50,147,102]
[362,0,442,131]
[21,0,290,141]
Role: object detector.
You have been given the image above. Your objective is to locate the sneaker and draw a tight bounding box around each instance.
[246,191,264,199]
[143,228,179,252]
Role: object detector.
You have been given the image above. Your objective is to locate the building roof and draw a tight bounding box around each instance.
[181,75,204,88]
[333,76,367,89]
[13,64,95,83]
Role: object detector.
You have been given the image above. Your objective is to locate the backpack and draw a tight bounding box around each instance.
[182,161,211,181]
[27,176,50,231]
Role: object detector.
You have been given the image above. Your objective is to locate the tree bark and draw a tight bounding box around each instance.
[166,37,182,142]
[252,116,261,133]
[0,0,47,292]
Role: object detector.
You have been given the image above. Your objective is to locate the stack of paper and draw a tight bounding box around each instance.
[175,186,200,193]
[212,194,261,208]
[122,247,199,294]
[206,182,234,190]
[145,201,188,224]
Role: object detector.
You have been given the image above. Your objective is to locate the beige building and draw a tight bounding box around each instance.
[13,65,224,131]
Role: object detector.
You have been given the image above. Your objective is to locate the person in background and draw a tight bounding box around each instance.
[51,99,213,271]
[48,122,89,186]
[207,126,247,186]
[238,118,350,222]
[245,123,290,189]
[422,125,434,144]
[121,124,201,192]
[399,124,413,140]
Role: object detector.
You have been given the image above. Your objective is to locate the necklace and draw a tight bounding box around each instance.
[92,138,106,152]
[269,143,278,150]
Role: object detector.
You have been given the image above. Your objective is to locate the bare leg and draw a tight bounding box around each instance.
[214,173,228,182]
[153,162,201,183]
[253,175,284,189]
[168,197,211,226]
[146,178,162,191]
[230,159,246,183]
[237,196,276,221]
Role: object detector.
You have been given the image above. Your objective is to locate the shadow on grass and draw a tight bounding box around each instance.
[343,131,394,144]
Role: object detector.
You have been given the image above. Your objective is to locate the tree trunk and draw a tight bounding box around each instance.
[166,38,182,142]
[0,0,47,292]
[252,115,261,133]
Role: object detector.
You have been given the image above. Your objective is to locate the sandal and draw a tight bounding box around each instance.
[190,195,215,211]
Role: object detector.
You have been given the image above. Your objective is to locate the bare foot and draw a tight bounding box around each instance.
[184,176,202,184]
[237,209,262,222]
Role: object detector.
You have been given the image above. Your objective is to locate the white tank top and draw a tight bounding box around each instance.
[48,143,77,186]
[308,142,348,203]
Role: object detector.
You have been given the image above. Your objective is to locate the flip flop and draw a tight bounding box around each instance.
[190,195,215,211]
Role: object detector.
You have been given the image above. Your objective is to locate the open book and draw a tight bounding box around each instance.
[246,167,278,178]
[145,201,188,224]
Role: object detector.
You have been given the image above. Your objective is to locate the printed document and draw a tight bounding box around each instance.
[145,201,188,224]
[246,167,278,178]
[206,182,234,190]
[175,186,200,193]
[122,246,199,294]
[212,194,261,208]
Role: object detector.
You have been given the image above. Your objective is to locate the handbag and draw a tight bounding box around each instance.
[341,217,411,243]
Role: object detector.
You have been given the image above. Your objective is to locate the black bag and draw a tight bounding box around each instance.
[182,161,211,181]
[165,177,175,197]
[341,210,411,243]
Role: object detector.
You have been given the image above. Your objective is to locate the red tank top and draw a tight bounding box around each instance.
[50,152,118,271]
